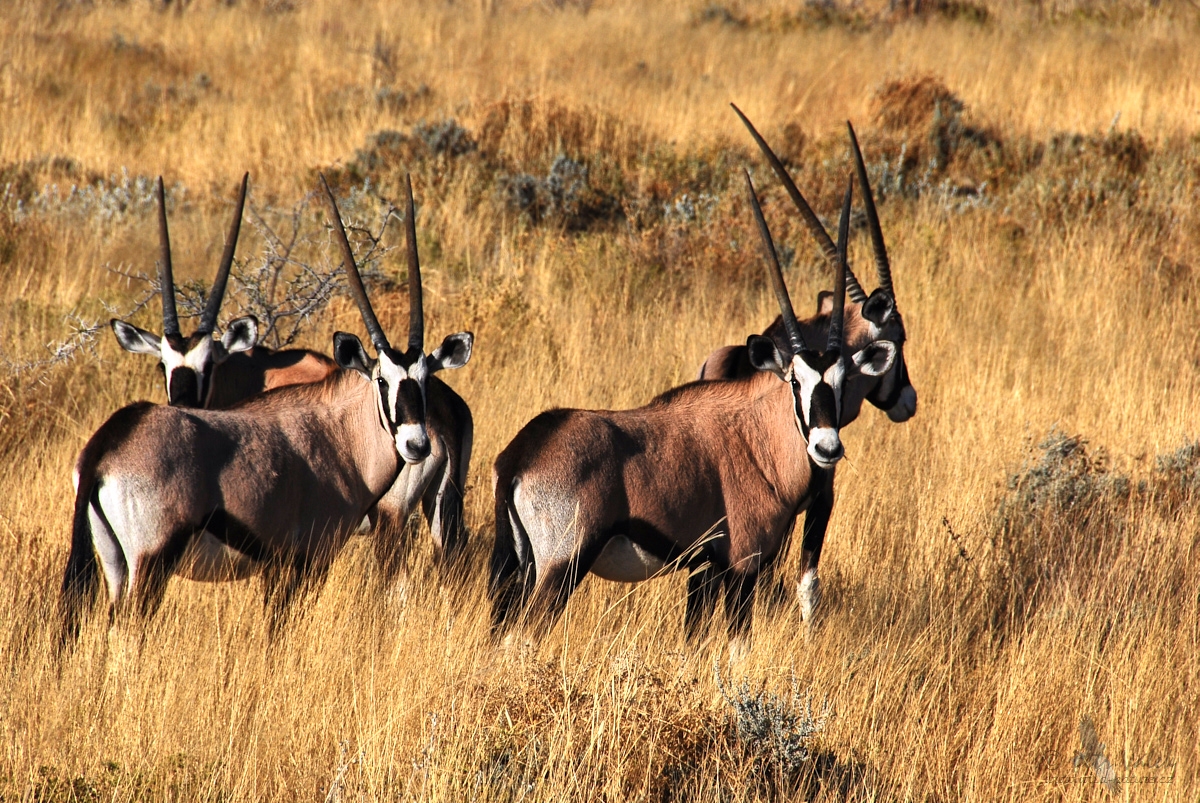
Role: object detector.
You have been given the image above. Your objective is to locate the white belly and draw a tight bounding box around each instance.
[590,536,668,583]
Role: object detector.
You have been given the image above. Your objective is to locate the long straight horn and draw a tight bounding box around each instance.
[404,174,423,353]
[829,175,852,352]
[847,121,893,299]
[320,174,391,352]
[198,173,249,334]
[731,103,869,304]
[744,170,806,354]
[156,177,180,337]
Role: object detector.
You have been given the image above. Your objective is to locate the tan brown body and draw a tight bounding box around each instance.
[63,370,401,636]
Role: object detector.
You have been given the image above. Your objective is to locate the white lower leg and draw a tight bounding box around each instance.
[798,568,820,623]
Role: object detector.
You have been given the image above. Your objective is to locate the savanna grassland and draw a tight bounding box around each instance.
[2,0,1200,799]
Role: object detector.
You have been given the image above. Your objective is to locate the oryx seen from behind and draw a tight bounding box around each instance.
[110,175,337,410]
[697,109,918,622]
[60,175,473,646]
[108,175,474,578]
[488,171,897,652]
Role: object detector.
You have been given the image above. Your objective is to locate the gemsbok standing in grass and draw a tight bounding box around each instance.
[488,170,897,653]
[60,175,474,646]
[697,108,918,623]
[108,175,474,580]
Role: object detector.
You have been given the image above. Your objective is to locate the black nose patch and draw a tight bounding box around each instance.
[168,367,202,408]
[395,378,426,426]
[807,382,839,429]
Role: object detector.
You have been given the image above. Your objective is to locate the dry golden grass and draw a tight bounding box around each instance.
[3,0,1200,800]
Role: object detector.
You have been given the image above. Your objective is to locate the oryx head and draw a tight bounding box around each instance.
[323,175,473,465]
[742,169,895,470]
[110,174,258,408]
[734,103,916,426]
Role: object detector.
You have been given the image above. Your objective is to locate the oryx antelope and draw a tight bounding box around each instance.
[60,176,473,645]
[487,170,897,651]
[109,175,474,578]
[697,109,918,622]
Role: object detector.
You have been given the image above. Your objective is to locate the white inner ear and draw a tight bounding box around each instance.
[113,322,162,355]
[853,341,897,377]
[221,318,258,354]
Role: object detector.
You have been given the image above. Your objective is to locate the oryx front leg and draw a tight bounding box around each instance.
[798,476,834,624]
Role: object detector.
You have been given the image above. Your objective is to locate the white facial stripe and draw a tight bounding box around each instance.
[160,336,219,403]
[791,356,820,429]
[376,352,430,427]
[159,337,187,376]
[184,338,215,371]
[823,359,845,421]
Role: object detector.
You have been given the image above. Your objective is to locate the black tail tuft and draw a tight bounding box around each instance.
[59,482,100,652]
[488,480,532,635]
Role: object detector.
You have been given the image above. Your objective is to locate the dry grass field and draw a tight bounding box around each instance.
[3,0,1200,799]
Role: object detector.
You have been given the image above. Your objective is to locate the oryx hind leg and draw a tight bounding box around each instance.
[523,551,597,635]
[488,488,534,636]
[87,490,128,611]
[133,527,195,620]
[60,483,123,649]
[723,570,759,656]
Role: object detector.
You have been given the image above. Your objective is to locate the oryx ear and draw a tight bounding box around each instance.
[852,340,897,377]
[111,319,161,356]
[861,289,895,326]
[816,291,834,316]
[333,331,376,377]
[747,335,791,382]
[220,316,259,355]
[427,331,473,373]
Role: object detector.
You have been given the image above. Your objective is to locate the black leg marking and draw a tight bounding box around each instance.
[685,558,722,642]
[800,475,835,578]
[372,507,416,587]
[723,571,758,644]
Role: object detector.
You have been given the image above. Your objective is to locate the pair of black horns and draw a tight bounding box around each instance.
[744,171,851,355]
[155,173,249,337]
[320,173,424,355]
[731,104,897,305]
